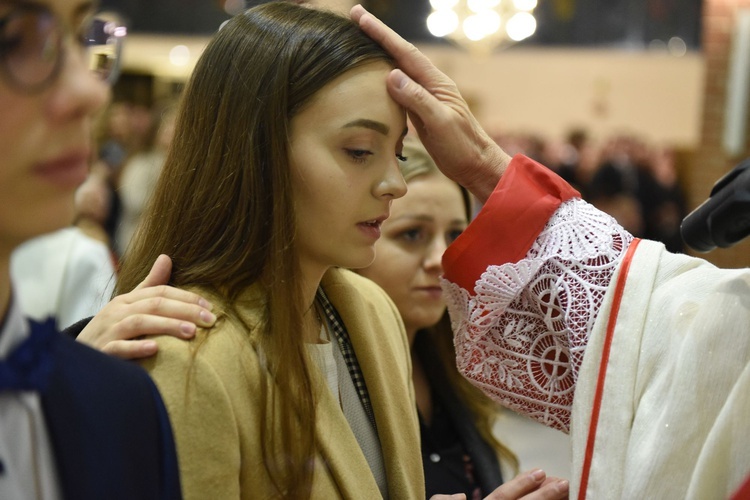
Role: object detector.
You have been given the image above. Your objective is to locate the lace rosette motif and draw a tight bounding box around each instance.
[445,199,633,433]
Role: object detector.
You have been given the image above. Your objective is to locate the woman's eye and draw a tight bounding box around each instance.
[398,228,423,243]
[345,149,373,163]
[447,229,464,244]
[396,153,408,162]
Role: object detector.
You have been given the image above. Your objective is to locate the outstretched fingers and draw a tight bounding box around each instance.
[351,5,440,85]
[76,255,217,359]
[350,4,508,203]
[135,253,173,290]
[484,470,569,500]
[351,5,460,111]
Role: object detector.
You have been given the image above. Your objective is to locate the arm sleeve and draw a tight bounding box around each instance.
[141,338,242,500]
[442,155,634,432]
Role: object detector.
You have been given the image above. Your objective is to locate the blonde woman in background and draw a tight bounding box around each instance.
[357,137,520,498]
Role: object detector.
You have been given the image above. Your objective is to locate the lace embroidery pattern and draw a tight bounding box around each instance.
[444,199,633,433]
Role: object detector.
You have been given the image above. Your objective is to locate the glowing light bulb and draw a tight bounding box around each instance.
[467,0,500,13]
[506,12,536,41]
[169,45,191,66]
[427,10,459,37]
[430,0,459,10]
[513,0,537,11]
[668,36,687,56]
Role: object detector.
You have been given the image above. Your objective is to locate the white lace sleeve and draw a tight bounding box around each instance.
[444,198,634,433]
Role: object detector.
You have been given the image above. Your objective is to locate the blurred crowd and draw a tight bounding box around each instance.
[494,129,688,254]
[74,100,177,260]
[73,100,689,263]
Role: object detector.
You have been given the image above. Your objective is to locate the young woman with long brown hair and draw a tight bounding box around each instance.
[108,3,569,498]
[115,3,420,498]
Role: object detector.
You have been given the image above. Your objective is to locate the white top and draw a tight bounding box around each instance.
[0,297,61,500]
[307,321,388,498]
[11,227,115,329]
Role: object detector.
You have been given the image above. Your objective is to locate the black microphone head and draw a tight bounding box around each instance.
[681,199,717,252]
[681,159,750,252]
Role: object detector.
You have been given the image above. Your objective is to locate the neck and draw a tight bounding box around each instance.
[300,265,327,344]
[406,327,418,349]
[299,260,328,309]
[304,301,326,344]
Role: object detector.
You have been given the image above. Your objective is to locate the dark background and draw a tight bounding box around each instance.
[101,0,702,49]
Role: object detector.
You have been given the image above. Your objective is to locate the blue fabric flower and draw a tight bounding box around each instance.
[0,317,57,392]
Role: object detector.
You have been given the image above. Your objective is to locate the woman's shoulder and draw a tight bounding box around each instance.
[324,267,393,301]
[139,307,263,386]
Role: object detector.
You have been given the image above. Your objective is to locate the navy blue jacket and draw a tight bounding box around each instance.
[41,329,181,500]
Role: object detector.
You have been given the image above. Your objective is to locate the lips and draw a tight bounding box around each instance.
[357,214,388,239]
[359,219,382,229]
[415,286,443,298]
[33,150,90,189]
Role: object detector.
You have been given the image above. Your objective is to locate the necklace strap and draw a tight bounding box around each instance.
[315,288,379,434]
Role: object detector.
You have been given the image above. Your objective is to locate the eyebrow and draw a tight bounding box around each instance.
[342,119,409,139]
[343,119,389,136]
[391,214,467,225]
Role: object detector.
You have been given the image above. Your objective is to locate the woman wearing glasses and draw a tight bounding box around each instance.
[0,1,207,498]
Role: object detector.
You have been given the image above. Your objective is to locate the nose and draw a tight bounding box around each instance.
[46,39,110,123]
[424,236,448,274]
[374,157,408,200]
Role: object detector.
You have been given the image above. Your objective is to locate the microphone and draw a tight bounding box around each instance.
[680,158,750,252]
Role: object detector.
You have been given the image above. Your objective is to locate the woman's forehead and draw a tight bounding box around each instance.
[297,61,405,133]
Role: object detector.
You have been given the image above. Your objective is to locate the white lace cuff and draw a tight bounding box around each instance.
[444,198,633,432]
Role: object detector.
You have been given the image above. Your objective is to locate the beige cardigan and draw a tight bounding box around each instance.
[139,268,424,499]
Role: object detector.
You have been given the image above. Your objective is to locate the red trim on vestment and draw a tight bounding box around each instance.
[578,238,641,500]
[442,155,580,293]
[731,474,750,500]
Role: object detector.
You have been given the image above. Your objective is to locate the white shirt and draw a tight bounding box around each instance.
[11,227,115,329]
[0,297,61,500]
[307,322,389,499]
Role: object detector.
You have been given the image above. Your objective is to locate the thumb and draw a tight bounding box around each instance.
[136,254,173,290]
[386,69,443,129]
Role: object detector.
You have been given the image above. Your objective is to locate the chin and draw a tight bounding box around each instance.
[341,250,376,270]
[31,201,75,238]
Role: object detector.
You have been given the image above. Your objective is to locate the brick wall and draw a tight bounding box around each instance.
[688,0,750,267]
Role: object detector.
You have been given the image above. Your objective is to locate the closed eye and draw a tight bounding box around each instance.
[345,149,373,163]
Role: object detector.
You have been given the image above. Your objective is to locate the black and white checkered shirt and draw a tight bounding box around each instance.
[316,287,379,433]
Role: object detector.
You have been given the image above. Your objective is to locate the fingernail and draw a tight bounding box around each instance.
[556,480,569,493]
[393,70,408,90]
[198,298,214,311]
[200,310,217,325]
[180,322,196,336]
[142,340,157,351]
[530,469,545,481]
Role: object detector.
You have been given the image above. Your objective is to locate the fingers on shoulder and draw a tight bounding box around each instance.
[101,339,159,360]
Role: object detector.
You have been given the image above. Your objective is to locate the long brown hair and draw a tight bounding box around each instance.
[116,3,392,497]
[400,138,520,475]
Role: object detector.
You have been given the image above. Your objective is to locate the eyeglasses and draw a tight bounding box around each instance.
[0,2,127,94]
